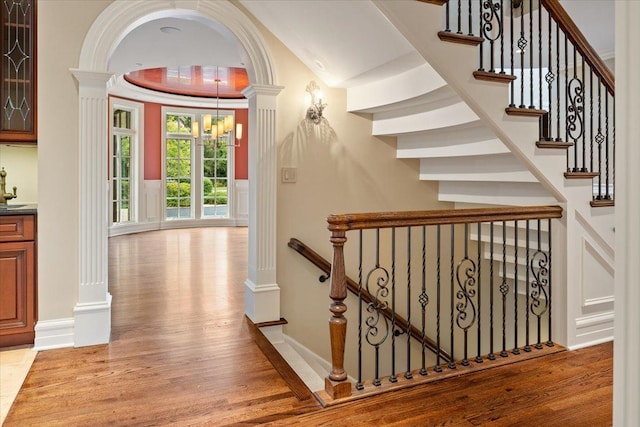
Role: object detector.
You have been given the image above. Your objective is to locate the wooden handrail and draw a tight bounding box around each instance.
[288,238,452,363]
[541,0,614,96]
[328,205,563,232]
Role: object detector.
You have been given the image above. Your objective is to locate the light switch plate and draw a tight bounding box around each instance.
[281,167,297,183]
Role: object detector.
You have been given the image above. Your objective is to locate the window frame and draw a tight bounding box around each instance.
[161,106,236,223]
[109,98,144,228]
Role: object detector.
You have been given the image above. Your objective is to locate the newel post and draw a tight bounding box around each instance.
[325,227,352,399]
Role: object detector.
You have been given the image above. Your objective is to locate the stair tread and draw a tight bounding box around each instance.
[590,199,614,208]
[505,106,547,117]
[536,140,574,149]
[564,171,599,179]
[437,31,483,46]
[473,70,517,83]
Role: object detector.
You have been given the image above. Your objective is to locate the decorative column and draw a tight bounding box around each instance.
[70,69,114,347]
[242,84,284,323]
[614,2,640,425]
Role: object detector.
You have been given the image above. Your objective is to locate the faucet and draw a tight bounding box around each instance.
[0,167,17,205]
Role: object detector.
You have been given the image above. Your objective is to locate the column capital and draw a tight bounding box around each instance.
[70,68,115,88]
[242,84,285,100]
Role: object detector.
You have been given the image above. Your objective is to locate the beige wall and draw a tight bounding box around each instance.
[0,145,37,203]
[255,27,452,359]
[37,1,112,321]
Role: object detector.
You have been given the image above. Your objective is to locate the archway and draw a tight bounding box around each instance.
[72,0,283,346]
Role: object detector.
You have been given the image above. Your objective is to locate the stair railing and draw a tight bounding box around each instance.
[288,238,452,363]
[324,205,562,400]
[437,0,614,206]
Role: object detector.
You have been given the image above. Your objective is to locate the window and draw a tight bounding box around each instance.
[111,106,134,224]
[163,109,234,221]
[165,114,193,219]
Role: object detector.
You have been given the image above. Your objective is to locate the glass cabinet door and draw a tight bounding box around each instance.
[0,0,36,143]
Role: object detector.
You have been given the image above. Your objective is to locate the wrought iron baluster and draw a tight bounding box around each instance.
[524,220,531,352]
[528,0,534,109]
[546,218,553,346]
[538,0,542,111]
[590,69,594,173]
[469,0,473,36]
[581,55,586,172]
[556,21,561,142]
[596,77,603,199]
[445,1,451,32]
[420,226,428,376]
[405,227,412,380]
[530,218,550,350]
[605,93,611,199]
[518,0,526,108]
[509,0,515,107]
[545,10,554,140]
[476,222,483,363]
[457,0,463,34]
[565,33,569,156]
[489,221,495,360]
[367,228,388,387]
[357,230,363,390]
[449,224,456,369]
[513,221,520,355]
[435,224,443,372]
[390,228,397,383]
[479,0,484,71]
[481,0,503,73]
[500,0,505,73]
[568,43,585,173]
[501,221,508,357]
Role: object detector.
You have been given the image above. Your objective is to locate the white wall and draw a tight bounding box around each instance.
[0,145,37,203]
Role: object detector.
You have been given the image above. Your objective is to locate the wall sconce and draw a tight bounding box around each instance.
[305,80,326,125]
[235,123,243,140]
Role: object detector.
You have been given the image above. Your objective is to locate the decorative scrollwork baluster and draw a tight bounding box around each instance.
[530,250,549,349]
[481,0,502,73]
[455,257,478,366]
[364,265,391,386]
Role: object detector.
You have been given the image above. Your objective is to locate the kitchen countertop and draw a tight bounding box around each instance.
[0,203,37,216]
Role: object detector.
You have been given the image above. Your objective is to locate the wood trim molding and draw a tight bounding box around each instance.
[327,206,563,232]
[541,0,614,96]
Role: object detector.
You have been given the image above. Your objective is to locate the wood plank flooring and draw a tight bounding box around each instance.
[3,227,613,426]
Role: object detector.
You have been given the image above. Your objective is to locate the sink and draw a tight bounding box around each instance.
[0,204,27,209]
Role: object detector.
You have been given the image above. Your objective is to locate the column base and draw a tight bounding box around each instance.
[73,292,112,347]
[244,279,280,323]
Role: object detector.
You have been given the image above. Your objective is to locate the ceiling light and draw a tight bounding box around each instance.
[159,26,181,34]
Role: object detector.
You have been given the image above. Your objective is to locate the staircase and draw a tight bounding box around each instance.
[339,0,614,351]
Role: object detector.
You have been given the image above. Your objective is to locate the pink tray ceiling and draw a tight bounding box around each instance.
[125,66,249,99]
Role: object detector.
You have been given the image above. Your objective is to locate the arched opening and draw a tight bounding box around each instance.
[71,0,283,346]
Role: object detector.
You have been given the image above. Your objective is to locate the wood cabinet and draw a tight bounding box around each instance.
[0,0,37,143]
[0,214,36,347]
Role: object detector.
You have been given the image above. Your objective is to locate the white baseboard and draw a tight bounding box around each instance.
[34,318,75,350]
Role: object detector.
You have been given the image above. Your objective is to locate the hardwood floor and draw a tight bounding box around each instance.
[3,227,612,426]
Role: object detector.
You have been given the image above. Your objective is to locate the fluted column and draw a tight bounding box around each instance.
[70,69,114,347]
[614,2,640,425]
[242,84,284,323]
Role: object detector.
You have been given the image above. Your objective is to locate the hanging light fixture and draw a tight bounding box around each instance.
[213,66,238,148]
